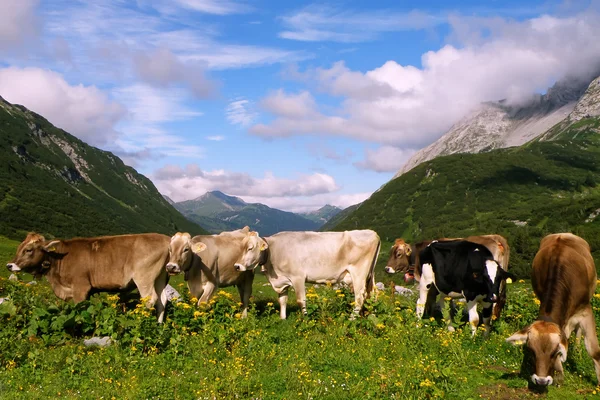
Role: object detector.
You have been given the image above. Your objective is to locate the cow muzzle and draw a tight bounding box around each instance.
[6,263,20,272]
[384,266,396,274]
[532,374,553,386]
[234,263,247,272]
[166,263,181,275]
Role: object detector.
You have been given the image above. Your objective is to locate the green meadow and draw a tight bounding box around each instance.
[1,237,600,399]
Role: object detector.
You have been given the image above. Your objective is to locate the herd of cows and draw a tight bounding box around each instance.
[4,227,600,388]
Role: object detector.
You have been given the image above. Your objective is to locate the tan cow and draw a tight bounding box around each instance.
[7,232,171,322]
[258,230,381,319]
[166,227,268,317]
[384,239,413,276]
[506,233,600,387]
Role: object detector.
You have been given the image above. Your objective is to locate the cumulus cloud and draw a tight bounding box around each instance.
[354,146,416,172]
[259,90,318,119]
[133,48,216,98]
[226,99,258,127]
[0,67,125,146]
[153,164,340,204]
[254,12,600,149]
[279,5,444,42]
[0,0,40,53]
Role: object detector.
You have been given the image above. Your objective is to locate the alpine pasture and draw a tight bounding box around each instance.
[1,237,600,399]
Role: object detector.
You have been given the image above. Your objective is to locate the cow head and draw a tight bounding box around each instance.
[166,232,206,277]
[233,231,268,272]
[485,261,516,303]
[385,239,412,274]
[7,233,62,276]
[506,320,567,386]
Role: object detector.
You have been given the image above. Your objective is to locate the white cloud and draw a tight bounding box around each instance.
[226,99,258,127]
[0,67,125,146]
[206,135,225,141]
[153,164,340,204]
[111,84,205,159]
[354,146,416,172]
[279,5,444,43]
[307,142,354,162]
[0,0,40,53]
[253,12,600,149]
[172,0,251,15]
[133,48,216,98]
[260,90,317,119]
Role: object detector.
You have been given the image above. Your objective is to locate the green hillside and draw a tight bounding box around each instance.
[332,120,600,278]
[0,97,207,240]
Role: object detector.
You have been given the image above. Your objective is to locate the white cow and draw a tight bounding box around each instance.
[259,230,381,319]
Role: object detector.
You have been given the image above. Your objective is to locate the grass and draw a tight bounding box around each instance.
[2,238,600,399]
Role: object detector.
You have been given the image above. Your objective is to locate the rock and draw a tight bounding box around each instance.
[375,282,385,291]
[8,274,18,281]
[0,298,6,305]
[394,286,414,296]
[163,284,181,302]
[83,336,113,348]
[26,280,37,286]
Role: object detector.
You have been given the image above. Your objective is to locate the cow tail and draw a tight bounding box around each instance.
[366,239,381,299]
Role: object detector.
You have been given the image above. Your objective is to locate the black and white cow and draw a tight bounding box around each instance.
[416,240,515,335]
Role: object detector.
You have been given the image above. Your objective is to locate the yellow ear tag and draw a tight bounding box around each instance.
[513,340,524,345]
[260,243,267,251]
[193,243,206,254]
[48,246,56,252]
[506,278,513,284]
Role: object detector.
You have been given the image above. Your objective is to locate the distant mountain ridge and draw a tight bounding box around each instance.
[395,72,599,177]
[0,95,206,240]
[172,191,342,236]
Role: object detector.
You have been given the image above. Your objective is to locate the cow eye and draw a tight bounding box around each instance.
[248,246,254,251]
[183,248,189,252]
[26,249,33,253]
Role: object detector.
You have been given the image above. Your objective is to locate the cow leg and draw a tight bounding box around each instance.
[466,299,480,336]
[416,263,435,319]
[481,302,493,337]
[292,278,307,316]
[198,282,217,305]
[348,269,368,318]
[579,305,600,384]
[237,275,253,318]
[278,288,289,320]
[153,270,168,323]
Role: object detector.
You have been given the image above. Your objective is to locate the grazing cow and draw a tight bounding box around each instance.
[7,232,171,322]
[166,227,268,317]
[384,239,414,280]
[506,233,600,387]
[416,240,514,335]
[258,230,381,319]
[465,235,510,320]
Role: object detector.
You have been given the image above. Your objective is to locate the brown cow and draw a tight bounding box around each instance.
[7,232,171,322]
[384,239,413,277]
[166,227,267,317]
[506,233,600,387]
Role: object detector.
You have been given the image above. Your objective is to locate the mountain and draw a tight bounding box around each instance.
[395,74,595,177]
[162,195,175,205]
[172,191,322,236]
[331,116,600,278]
[319,203,360,231]
[0,96,207,240]
[299,204,343,224]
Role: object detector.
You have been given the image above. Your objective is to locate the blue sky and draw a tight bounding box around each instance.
[1,0,599,211]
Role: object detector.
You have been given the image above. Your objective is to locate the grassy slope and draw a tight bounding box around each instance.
[1,233,599,399]
[332,125,600,278]
[0,99,206,240]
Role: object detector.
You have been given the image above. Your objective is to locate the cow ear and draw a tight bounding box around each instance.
[260,240,268,251]
[406,246,412,256]
[249,231,259,237]
[192,242,207,254]
[506,326,529,346]
[241,226,250,233]
[558,342,567,362]
[44,240,61,254]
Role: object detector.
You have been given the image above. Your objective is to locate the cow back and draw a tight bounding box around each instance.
[532,233,596,326]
